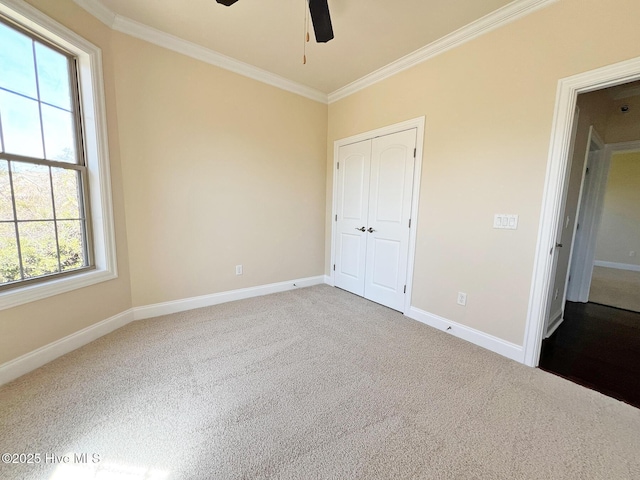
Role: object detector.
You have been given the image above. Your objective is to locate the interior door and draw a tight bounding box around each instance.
[364,129,417,311]
[545,106,581,335]
[334,140,372,295]
[567,139,603,302]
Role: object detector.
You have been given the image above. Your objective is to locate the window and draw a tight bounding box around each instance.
[1,18,91,288]
[0,0,117,310]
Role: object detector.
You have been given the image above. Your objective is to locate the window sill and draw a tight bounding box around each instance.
[0,268,117,311]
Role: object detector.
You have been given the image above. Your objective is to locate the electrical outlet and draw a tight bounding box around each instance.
[457,292,467,306]
[630,251,636,257]
[235,265,243,275]
[554,288,559,300]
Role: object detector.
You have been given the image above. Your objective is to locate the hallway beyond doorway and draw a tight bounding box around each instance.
[589,266,640,312]
[539,302,640,408]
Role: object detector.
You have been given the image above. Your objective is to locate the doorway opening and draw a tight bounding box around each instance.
[526,64,640,406]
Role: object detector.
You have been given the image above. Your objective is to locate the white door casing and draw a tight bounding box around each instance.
[334,140,372,295]
[364,130,417,311]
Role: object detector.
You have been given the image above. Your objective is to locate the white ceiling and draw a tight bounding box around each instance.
[90,0,515,94]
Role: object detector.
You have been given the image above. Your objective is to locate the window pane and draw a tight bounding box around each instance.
[51,167,81,219]
[0,90,44,158]
[35,42,71,110]
[18,220,59,279]
[58,220,85,271]
[0,160,14,221]
[11,163,53,220]
[42,104,76,162]
[0,22,37,99]
[0,223,21,284]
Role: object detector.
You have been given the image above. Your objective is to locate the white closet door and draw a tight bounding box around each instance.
[364,129,416,311]
[334,140,372,296]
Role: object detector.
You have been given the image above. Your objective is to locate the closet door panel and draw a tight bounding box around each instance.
[364,129,417,310]
[334,140,372,296]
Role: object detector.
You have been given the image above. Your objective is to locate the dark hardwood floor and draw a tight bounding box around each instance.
[539,301,640,408]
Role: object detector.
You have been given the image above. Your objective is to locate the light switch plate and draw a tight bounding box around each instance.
[493,214,518,230]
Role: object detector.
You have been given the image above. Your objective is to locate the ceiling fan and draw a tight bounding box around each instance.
[215,0,334,43]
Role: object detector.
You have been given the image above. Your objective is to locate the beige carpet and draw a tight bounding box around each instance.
[1,285,639,480]
[589,266,640,312]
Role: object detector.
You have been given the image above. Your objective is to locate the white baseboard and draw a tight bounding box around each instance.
[0,309,134,386]
[0,275,325,386]
[593,260,640,272]
[324,275,334,286]
[545,309,563,338]
[133,275,326,320]
[405,306,525,363]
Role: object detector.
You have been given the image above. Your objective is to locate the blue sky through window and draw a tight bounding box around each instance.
[0,20,75,162]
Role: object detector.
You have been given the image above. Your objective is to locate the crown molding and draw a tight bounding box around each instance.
[327,0,558,103]
[71,0,558,105]
[72,0,115,27]
[72,0,328,104]
[110,15,328,103]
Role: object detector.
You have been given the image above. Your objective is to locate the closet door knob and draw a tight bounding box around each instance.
[355,226,366,232]
[367,227,376,233]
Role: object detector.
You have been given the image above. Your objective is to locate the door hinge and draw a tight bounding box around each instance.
[408,219,411,228]
[333,264,335,271]
[404,285,407,294]
[568,274,571,283]
[576,222,579,230]
[337,162,340,170]
[586,167,589,174]
[335,214,337,221]
[413,148,416,158]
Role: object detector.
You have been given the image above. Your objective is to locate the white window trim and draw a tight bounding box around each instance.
[0,0,117,310]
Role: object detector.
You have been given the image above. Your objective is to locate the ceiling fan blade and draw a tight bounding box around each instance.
[216,0,239,6]
[308,0,334,43]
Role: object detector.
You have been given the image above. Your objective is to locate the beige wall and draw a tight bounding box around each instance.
[326,0,640,345]
[112,34,327,307]
[595,151,640,266]
[0,0,132,365]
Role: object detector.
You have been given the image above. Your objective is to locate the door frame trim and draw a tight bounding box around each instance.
[329,116,426,314]
[523,55,640,367]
